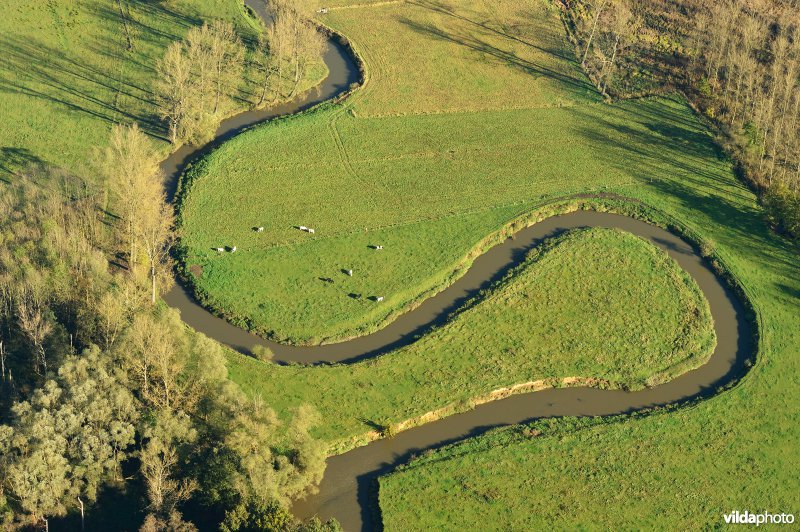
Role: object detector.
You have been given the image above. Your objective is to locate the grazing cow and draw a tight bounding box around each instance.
[230,246,237,253]
[346,269,353,276]
[255,227,264,232]
[376,296,384,302]
[375,245,383,250]
[299,226,308,231]
[215,247,224,253]
[308,228,315,234]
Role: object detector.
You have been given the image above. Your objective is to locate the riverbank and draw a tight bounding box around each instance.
[166,1,794,530]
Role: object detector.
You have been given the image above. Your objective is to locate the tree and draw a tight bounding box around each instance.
[15,287,53,376]
[598,0,636,97]
[290,19,325,98]
[140,510,198,532]
[104,124,174,303]
[140,409,198,515]
[220,498,293,532]
[269,0,325,99]
[122,310,189,411]
[254,31,277,107]
[0,348,139,525]
[155,42,197,145]
[140,196,174,304]
[207,21,245,114]
[156,21,245,144]
[96,288,128,351]
[581,0,608,68]
[103,123,162,273]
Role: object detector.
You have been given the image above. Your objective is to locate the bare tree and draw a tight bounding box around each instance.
[599,1,635,97]
[104,124,162,271]
[139,198,174,304]
[155,42,196,145]
[16,290,52,376]
[581,0,608,68]
[207,21,245,114]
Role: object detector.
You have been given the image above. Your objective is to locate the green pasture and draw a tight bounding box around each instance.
[179,94,739,342]
[227,226,716,445]
[0,0,260,179]
[185,0,800,527]
[0,0,327,183]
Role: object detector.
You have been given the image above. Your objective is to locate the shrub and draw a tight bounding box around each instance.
[252,344,275,363]
[762,182,800,239]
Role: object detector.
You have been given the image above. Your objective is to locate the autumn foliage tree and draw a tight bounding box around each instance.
[104,123,174,303]
[155,21,245,145]
[563,0,800,239]
[252,0,326,106]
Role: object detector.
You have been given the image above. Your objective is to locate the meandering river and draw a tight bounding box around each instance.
[161,3,752,530]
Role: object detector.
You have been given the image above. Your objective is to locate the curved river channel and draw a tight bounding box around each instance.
[161,3,753,530]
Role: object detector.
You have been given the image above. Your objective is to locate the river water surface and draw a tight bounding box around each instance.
[161,4,752,531]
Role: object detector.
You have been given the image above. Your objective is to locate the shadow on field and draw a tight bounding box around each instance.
[0,0,210,142]
[89,0,203,46]
[0,147,46,180]
[398,4,593,93]
[409,0,574,61]
[0,33,165,138]
[569,98,799,277]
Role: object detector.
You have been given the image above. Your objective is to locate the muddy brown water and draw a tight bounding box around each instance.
[161,5,752,531]
[289,212,750,531]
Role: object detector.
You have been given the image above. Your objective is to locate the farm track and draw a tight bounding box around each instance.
[162,3,754,530]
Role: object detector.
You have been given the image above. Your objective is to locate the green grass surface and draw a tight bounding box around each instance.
[228,225,716,445]
[0,0,327,182]
[320,0,600,116]
[185,0,800,527]
[0,0,260,179]
[7,0,794,527]
[179,93,734,342]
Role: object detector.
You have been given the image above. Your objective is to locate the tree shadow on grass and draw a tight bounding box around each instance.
[567,97,799,277]
[0,33,166,140]
[0,147,46,181]
[396,13,596,97]
[0,0,212,143]
[89,0,203,46]
[408,0,575,62]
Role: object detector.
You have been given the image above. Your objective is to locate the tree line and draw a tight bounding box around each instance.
[0,128,335,530]
[155,1,324,146]
[693,0,800,237]
[562,0,800,239]
[0,0,337,528]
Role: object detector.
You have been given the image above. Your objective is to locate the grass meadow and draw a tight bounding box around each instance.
[0,0,327,183]
[0,0,262,179]
[180,91,734,342]
[228,226,716,446]
[7,0,794,527]
[177,0,800,526]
